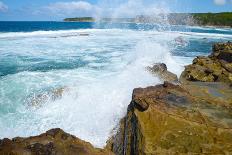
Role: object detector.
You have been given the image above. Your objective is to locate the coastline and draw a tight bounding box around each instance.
[63,12,232,28]
[1,42,231,154]
[63,20,232,29]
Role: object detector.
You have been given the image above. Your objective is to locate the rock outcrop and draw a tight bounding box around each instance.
[1,42,232,155]
[180,42,232,84]
[111,82,232,155]
[109,42,232,155]
[28,87,68,107]
[147,63,178,83]
[0,128,114,155]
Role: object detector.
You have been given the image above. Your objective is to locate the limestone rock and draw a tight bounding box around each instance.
[0,128,114,155]
[147,63,178,83]
[211,42,232,63]
[28,87,68,107]
[180,42,232,84]
[111,82,232,155]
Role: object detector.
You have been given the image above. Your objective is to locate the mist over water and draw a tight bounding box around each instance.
[0,0,232,148]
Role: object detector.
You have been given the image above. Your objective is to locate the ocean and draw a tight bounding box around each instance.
[0,21,231,147]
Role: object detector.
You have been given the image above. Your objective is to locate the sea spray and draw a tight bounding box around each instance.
[1,28,231,147]
[31,41,175,147]
[93,0,171,31]
[0,26,183,147]
[0,16,231,149]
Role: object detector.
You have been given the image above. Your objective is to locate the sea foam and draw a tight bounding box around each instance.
[0,25,231,147]
[0,28,184,147]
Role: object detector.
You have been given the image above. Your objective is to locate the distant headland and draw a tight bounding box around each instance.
[64,12,232,27]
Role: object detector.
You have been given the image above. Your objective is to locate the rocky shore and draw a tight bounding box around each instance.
[1,42,232,155]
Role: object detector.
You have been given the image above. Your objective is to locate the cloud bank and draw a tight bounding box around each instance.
[38,1,96,17]
[214,0,226,5]
[13,0,232,21]
[46,1,93,12]
[36,0,168,19]
[0,1,8,12]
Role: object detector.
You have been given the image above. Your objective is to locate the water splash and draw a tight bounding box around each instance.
[93,0,171,31]
[0,28,183,147]
[0,1,232,148]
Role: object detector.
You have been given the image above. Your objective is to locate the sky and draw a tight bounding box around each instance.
[0,0,232,21]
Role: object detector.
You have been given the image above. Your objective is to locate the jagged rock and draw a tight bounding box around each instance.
[28,87,68,107]
[180,42,232,84]
[211,42,232,63]
[79,33,90,36]
[106,118,126,155]
[111,82,232,155]
[0,128,114,155]
[147,63,178,83]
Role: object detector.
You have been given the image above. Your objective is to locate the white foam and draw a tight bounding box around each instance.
[0,29,100,39]
[0,28,188,147]
[2,26,231,147]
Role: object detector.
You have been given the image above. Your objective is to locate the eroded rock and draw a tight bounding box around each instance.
[147,63,178,83]
[211,42,232,63]
[180,42,232,84]
[111,82,232,155]
[0,128,114,155]
[28,87,68,107]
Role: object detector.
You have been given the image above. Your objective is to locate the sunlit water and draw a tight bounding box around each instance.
[0,22,231,147]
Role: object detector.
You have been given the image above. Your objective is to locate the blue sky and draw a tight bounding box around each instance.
[0,0,232,21]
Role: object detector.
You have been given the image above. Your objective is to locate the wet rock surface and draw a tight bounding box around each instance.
[111,82,232,155]
[147,63,178,83]
[0,128,114,155]
[181,42,232,84]
[1,42,232,155]
[212,42,232,63]
[109,42,232,155]
[28,87,68,107]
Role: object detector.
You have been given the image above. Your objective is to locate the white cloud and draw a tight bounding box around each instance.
[0,1,8,12]
[214,0,226,5]
[96,0,169,18]
[46,1,93,12]
[42,1,94,16]
[34,0,169,20]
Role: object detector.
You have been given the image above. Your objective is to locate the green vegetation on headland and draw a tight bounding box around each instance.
[64,17,94,22]
[63,17,134,23]
[192,12,232,27]
[168,12,232,27]
[64,12,232,27]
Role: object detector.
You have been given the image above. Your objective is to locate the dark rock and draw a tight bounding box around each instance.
[110,82,232,155]
[149,63,167,72]
[61,133,69,140]
[79,33,90,36]
[26,142,55,155]
[46,128,62,138]
[147,63,178,83]
[0,128,114,155]
[180,42,232,84]
[220,59,232,72]
[28,87,68,107]
[106,118,125,155]
[212,42,232,63]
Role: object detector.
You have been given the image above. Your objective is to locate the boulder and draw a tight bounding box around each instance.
[111,82,232,155]
[211,42,232,63]
[28,87,68,107]
[79,33,90,36]
[180,42,232,84]
[147,63,178,83]
[0,128,114,155]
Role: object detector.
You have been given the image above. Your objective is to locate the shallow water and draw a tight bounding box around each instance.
[0,22,231,147]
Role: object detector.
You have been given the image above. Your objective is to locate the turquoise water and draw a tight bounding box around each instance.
[0,22,231,147]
